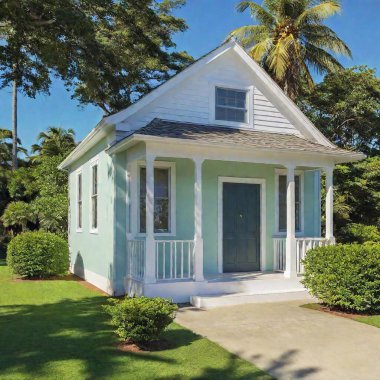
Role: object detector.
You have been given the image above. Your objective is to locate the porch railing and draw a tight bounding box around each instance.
[127,239,145,280]
[273,237,330,274]
[155,240,195,280]
[296,238,330,273]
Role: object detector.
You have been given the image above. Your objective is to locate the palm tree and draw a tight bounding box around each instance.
[0,128,26,170]
[228,0,351,100]
[31,127,76,159]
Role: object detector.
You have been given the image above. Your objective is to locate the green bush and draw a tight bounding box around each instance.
[7,231,69,278]
[302,243,380,313]
[340,223,380,244]
[103,296,177,344]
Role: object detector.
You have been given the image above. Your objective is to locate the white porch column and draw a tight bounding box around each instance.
[193,158,204,282]
[284,164,297,278]
[145,153,156,283]
[325,167,335,243]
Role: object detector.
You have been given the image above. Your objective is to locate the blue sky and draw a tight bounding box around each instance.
[0,0,379,149]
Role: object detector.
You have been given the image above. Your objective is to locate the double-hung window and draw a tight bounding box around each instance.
[77,172,82,231]
[215,87,248,123]
[278,174,302,233]
[139,164,173,234]
[91,163,98,231]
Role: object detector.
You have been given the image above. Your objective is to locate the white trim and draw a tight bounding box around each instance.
[208,81,254,129]
[274,169,304,236]
[89,158,99,234]
[217,176,266,273]
[105,41,236,126]
[70,264,112,294]
[75,168,83,233]
[136,160,176,237]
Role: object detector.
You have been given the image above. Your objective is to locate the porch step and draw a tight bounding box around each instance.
[190,289,312,309]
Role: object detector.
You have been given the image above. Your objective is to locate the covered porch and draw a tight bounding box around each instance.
[106,120,350,302]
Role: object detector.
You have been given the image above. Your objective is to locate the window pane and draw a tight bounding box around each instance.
[278,175,301,232]
[215,87,247,123]
[92,165,98,195]
[78,202,82,229]
[92,196,97,229]
[140,167,170,233]
[78,174,82,201]
[279,175,287,232]
[215,106,246,123]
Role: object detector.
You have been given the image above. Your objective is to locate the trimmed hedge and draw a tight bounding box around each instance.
[302,243,380,313]
[7,231,69,278]
[103,296,177,344]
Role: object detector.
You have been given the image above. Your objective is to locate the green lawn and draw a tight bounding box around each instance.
[0,261,270,380]
[302,303,380,328]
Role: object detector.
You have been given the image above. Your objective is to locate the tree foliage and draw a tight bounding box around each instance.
[299,66,380,155]
[228,0,350,99]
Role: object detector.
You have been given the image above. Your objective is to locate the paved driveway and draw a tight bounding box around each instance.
[176,300,380,380]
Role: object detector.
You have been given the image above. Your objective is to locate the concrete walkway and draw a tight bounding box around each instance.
[176,300,380,380]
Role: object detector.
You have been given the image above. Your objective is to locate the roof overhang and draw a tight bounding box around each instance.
[106,133,365,165]
[58,119,114,170]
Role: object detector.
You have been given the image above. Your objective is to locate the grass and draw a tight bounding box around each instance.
[302,303,380,328]
[0,262,271,380]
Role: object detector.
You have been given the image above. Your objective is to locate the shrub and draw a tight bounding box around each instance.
[340,223,380,244]
[302,243,380,313]
[7,231,69,278]
[103,296,177,344]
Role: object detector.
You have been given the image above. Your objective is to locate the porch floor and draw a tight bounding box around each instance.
[205,271,285,282]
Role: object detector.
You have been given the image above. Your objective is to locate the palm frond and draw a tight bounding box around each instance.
[227,25,270,48]
[249,38,273,62]
[301,24,352,57]
[266,35,294,79]
[304,41,344,74]
[236,1,275,27]
[295,1,341,27]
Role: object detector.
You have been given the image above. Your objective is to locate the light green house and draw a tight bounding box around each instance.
[59,40,364,305]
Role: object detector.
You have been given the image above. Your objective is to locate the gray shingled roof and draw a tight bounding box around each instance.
[134,119,356,156]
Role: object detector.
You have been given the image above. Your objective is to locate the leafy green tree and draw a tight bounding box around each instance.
[299,66,380,155]
[333,157,380,238]
[228,0,351,99]
[31,127,76,159]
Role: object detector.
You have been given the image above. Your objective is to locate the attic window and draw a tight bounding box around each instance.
[215,87,247,123]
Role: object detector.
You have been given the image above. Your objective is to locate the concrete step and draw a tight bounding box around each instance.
[190,289,312,309]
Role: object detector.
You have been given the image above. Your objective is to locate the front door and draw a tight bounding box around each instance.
[223,182,261,272]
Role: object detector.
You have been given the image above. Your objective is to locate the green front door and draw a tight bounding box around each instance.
[223,182,261,272]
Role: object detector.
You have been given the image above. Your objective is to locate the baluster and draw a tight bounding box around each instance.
[188,242,191,278]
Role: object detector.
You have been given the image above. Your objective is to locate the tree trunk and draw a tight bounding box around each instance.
[12,76,18,170]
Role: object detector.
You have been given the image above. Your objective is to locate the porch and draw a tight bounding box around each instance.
[107,121,341,302]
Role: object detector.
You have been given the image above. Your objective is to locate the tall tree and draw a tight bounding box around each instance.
[299,66,380,155]
[228,0,351,100]
[0,0,191,168]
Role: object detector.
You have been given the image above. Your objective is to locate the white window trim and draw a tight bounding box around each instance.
[76,168,83,233]
[217,176,267,273]
[209,80,254,129]
[136,160,176,237]
[90,157,99,234]
[274,168,304,236]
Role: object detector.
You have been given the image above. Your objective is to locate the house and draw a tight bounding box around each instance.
[59,40,364,305]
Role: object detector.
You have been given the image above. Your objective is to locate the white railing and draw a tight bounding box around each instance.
[296,238,330,274]
[155,240,195,280]
[127,240,145,280]
[273,237,330,274]
[273,238,286,271]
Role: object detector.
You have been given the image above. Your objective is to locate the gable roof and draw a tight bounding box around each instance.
[107,118,365,162]
[104,39,333,147]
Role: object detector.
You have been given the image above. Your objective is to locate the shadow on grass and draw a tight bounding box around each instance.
[0,259,6,266]
[0,296,186,379]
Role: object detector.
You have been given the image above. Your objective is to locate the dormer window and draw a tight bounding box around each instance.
[215,87,247,123]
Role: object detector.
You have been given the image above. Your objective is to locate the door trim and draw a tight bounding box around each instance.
[218,176,266,274]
